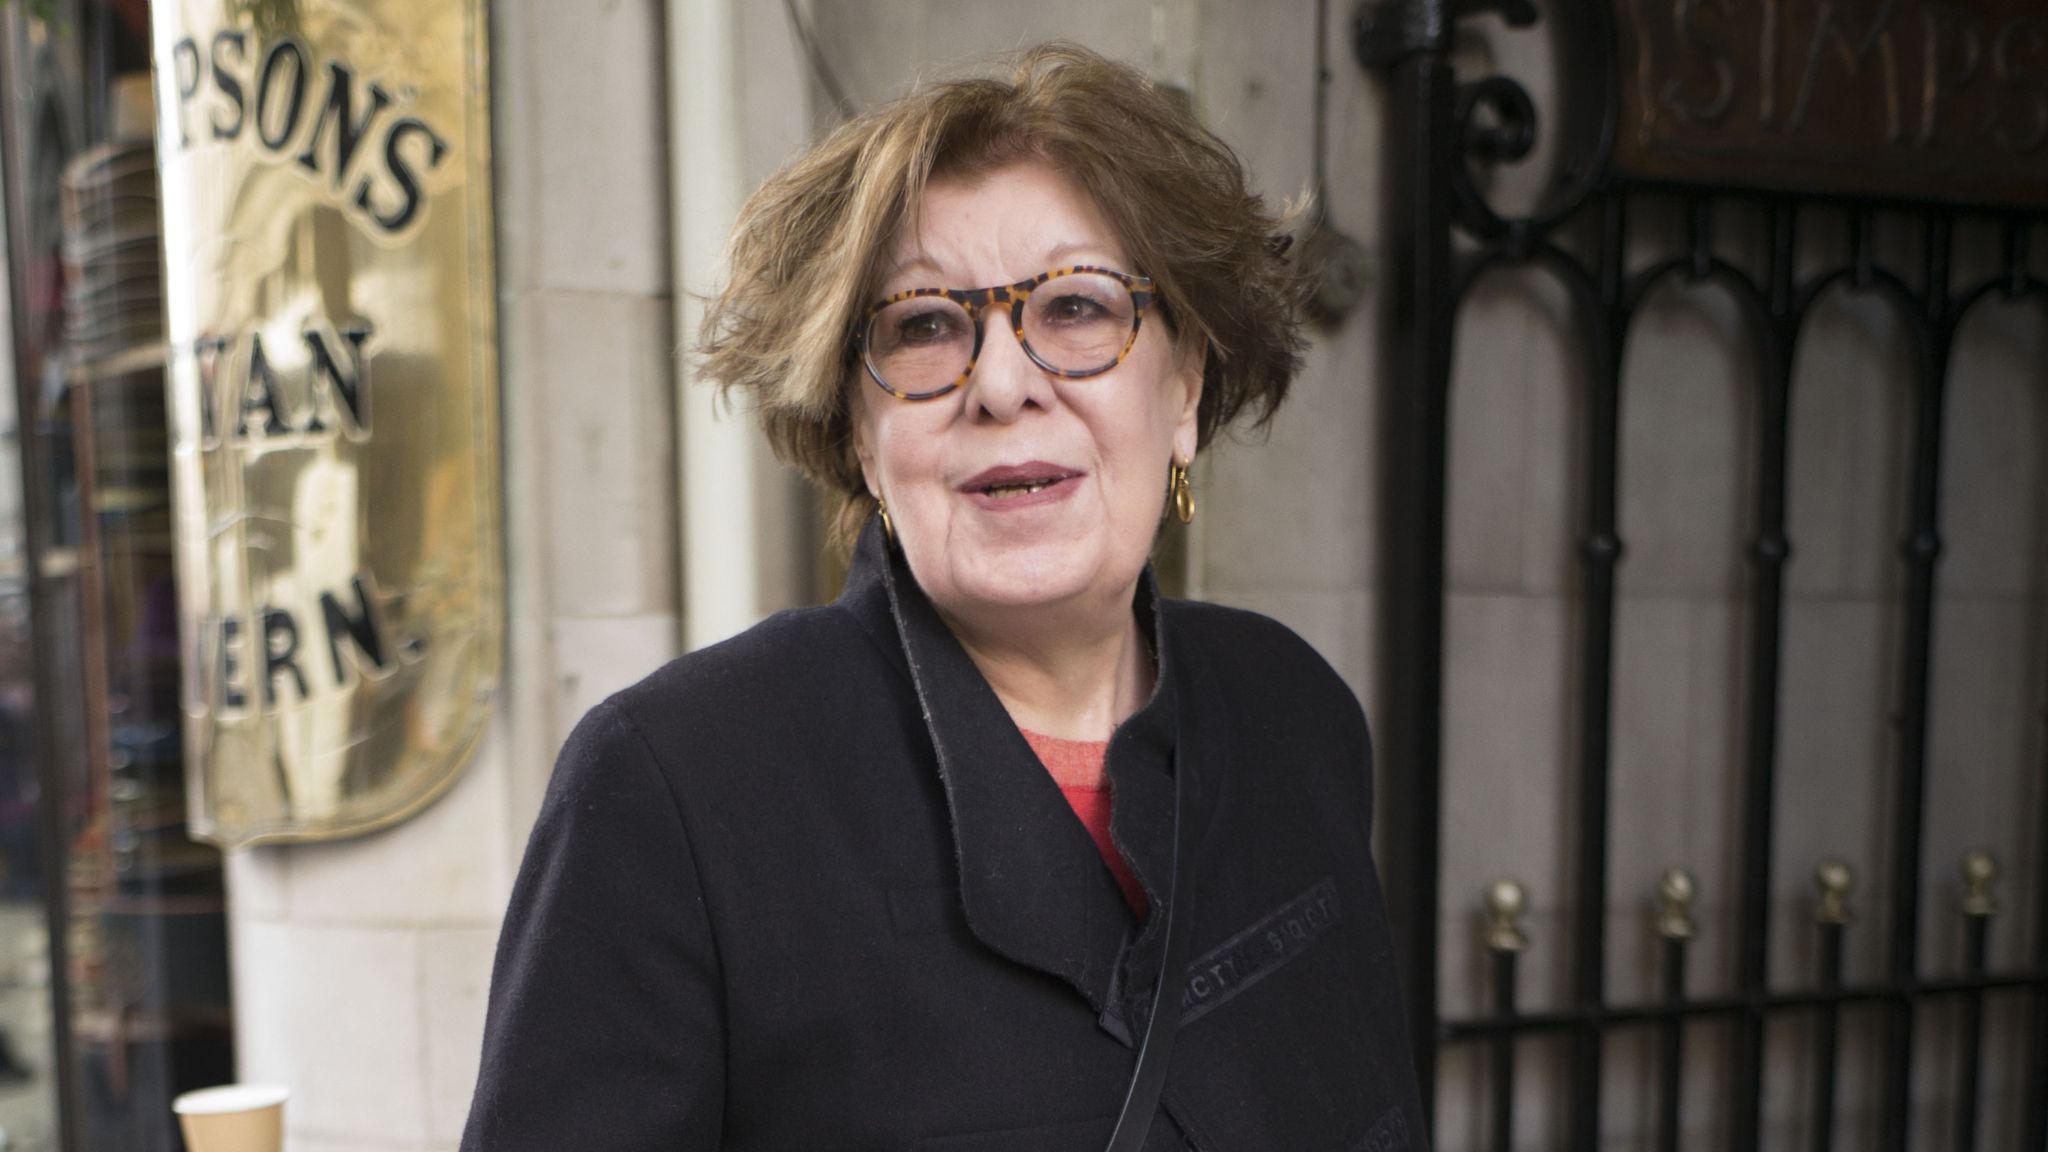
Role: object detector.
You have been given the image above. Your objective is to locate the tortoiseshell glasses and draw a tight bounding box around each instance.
[854,265,1159,400]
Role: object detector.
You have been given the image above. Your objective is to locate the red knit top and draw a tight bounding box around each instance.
[1020,730,1148,917]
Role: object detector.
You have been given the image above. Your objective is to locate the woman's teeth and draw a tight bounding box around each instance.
[984,479,1055,497]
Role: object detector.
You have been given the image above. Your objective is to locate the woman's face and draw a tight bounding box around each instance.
[850,159,1201,630]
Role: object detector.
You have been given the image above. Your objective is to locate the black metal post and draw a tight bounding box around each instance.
[2031,738,2048,1151]
[1485,880,1527,1152]
[1877,215,1955,1152]
[1656,939,1687,1152]
[1489,950,1517,1152]
[1565,191,1628,1152]
[1953,854,1994,1152]
[1810,862,1852,1152]
[1730,200,1800,1152]
[1655,869,1696,1152]
[1356,0,1457,1117]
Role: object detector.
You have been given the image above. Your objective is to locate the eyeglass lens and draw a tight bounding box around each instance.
[865,271,1138,396]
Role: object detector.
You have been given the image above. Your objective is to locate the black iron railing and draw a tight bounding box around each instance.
[1356,1,2048,1149]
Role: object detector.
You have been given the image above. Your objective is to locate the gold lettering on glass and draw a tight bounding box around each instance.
[150,0,502,847]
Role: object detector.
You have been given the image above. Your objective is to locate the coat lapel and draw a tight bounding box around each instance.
[837,520,1186,1016]
[1111,596,1227,1033]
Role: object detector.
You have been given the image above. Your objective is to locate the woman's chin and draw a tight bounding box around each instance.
[925,540,1129,620]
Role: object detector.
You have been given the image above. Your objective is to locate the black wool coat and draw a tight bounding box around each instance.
[460,522,1428,1151]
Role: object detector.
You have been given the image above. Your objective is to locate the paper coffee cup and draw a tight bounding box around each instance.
[172,1084,288,1152]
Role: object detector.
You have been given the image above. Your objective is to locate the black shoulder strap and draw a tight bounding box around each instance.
[1103,732,1198,1152]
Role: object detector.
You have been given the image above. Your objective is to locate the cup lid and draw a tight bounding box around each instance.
[172,1084,290,1115]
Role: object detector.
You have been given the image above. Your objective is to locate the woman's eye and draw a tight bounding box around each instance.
[895,309,961,344]
[1042,294,1110,324]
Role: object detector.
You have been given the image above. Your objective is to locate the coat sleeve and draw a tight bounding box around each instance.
[460,699,726,1150]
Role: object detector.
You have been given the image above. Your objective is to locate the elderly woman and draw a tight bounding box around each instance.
[462,44,1423,1152]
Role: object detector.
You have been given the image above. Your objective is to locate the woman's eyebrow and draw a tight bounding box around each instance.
[1038,240,1115,268]
[879,240,1122,292]
[886,253,943,280]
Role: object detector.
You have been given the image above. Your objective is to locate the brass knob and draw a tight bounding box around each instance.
[1656,868,1696,941]
[1485,878,1529,954]
[1962,851,1998,919]
[1815,860,1854,926]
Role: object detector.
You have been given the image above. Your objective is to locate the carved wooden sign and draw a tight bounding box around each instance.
[1613,0,2048,207]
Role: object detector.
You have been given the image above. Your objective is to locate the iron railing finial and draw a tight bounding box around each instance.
[1656,868,1696,941]
[1486,878,1529,954]
[1816,860,1855,926]
[1961,851,1998,919]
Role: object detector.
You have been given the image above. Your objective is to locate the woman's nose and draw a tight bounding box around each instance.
[962,314,1056,422]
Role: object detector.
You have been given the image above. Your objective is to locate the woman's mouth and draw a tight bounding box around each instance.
[959,462,1082,509]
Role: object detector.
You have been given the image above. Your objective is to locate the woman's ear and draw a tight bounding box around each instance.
[1169,344,1204,465]
[848,377,882,497]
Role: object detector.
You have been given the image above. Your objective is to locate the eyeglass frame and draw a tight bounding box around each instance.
[850,264,1161,401]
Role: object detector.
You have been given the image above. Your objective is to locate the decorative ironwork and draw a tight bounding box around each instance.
[1358,0,2048,1148]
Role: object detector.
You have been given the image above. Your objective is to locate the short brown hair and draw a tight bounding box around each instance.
[697,42,1307,552]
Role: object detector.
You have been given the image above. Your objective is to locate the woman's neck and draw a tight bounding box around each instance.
[939,597,1154,742]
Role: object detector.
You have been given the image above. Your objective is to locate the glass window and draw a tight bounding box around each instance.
[0,117,58,1152]
[0,2,234,1149]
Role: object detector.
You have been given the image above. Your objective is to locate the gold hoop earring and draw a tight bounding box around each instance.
[876,498,896,544]
[1168,462,1195,524]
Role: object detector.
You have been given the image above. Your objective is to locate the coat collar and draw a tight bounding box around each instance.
[835,518,1196,1017]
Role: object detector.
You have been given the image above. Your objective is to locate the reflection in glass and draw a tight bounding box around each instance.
[0,106,57,1152]
[1,2,235,1149]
